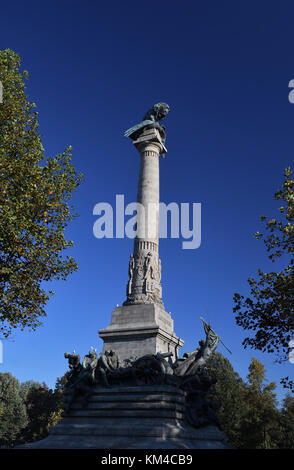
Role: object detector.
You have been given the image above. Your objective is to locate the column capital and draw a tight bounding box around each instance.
[133,128,167,155]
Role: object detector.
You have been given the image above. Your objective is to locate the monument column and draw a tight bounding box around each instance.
[99,104,184,361]
[124,128,164,307]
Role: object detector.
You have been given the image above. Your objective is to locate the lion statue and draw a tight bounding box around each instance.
[124,102,170,143]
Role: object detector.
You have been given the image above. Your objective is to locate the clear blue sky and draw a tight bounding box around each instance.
[0,0,293,404]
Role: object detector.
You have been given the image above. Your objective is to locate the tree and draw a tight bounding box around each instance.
[233,167,294,390]
[20,380,63,443]
[55,371,70,391]
[0,49,83,338]
[238,358,280,449]
[207,354,285,448]
[0,372,27,445]
[278,394,294,448]
[206,352,246,447]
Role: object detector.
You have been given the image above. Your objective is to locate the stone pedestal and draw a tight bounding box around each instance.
[21,385,231,449]
[99,304,184,361]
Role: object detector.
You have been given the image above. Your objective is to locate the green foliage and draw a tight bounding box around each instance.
[20,380,63,443]
[207,355,289,449]
[0,49,83,338]
[55,371,70,391]
[234,168,294,390]
[278,394,294,448]
[247,356,268,390]
[206,352,246,446]
[238,358,280,449]
[0,372,27,445]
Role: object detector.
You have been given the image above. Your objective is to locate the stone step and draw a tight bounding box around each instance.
[44,422,230,449]
[19,384,230,449]
[51,422,193,438]
[69,401,185,411]
[63,384,185,396]
[64,408,184,419]
[63,392,186,405]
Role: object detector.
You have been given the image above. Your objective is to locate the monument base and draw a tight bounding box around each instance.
[98,304,184,361]
[21,385,231,449]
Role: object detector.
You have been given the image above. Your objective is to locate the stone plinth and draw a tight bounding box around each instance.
[99,304,184,361]
[21,385,230,449]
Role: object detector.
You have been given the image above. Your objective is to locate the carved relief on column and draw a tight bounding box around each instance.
[124,249,163,307]
[126,254,135,296]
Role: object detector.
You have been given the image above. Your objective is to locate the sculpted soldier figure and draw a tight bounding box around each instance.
[64,348,99,413]
[64,351,82,383]
[144,252,154,280]
[96,350,121,386]
[171,320,224,428]
[173,319,220,377]
[127,254,135,296]
[158,259,162,282]
[99,350,138,386]
[128,254,134,280]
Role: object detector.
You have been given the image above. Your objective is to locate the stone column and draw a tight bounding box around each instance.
[124,128,164,307]
[99,128,184,361]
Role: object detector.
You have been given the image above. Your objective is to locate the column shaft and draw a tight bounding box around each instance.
[124,130,164,307]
